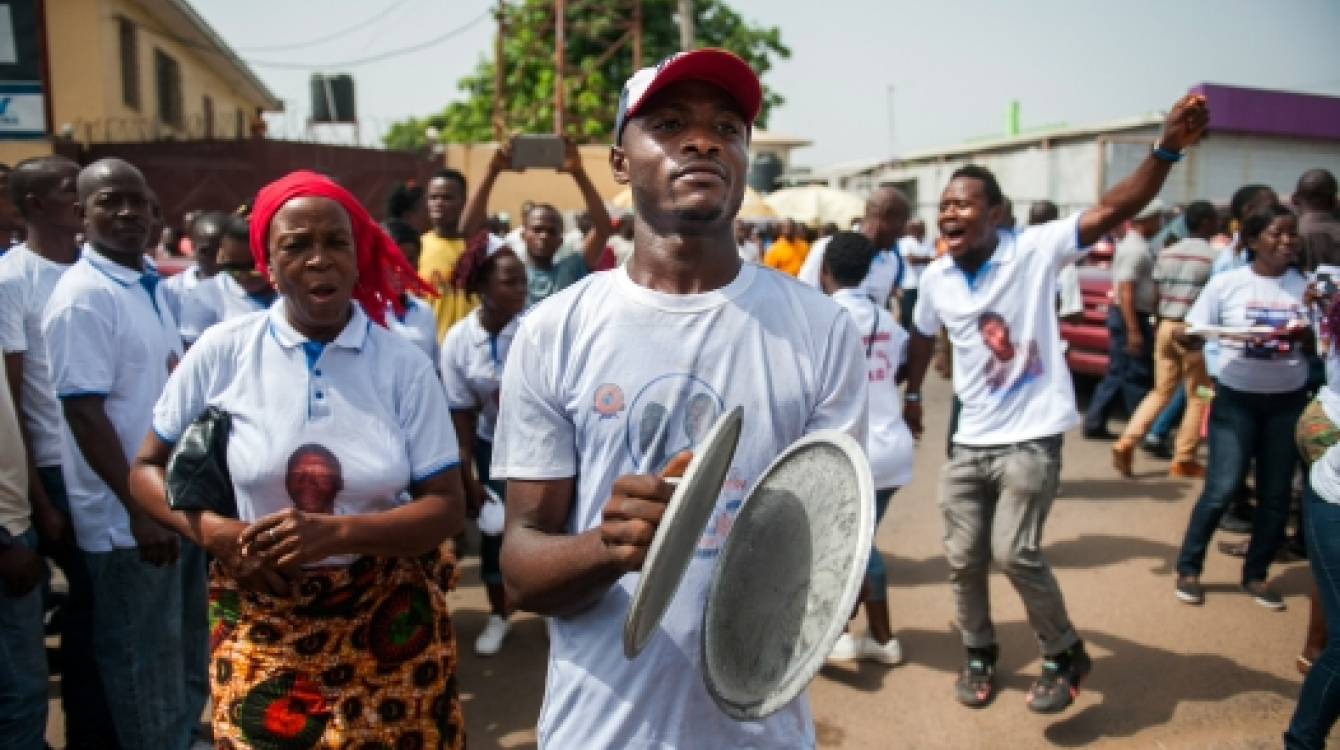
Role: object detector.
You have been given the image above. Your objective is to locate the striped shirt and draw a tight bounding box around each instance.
[1153,237,1219,320]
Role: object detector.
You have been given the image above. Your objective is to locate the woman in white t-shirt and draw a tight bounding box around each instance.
[819,232,915,666]
[1173,203,1309,610]
[128,172,468,749]
[440,238,528,655]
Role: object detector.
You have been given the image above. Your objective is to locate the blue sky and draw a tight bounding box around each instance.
[195,0,1340,168]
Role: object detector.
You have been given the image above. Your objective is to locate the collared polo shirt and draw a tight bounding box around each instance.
[387,295,440,363]
[151,300,458,565]
[161,263,201,323]
[0,244,74,467]
[42,246,182,552]
[440,309,519,443]
[178,272,274,343]
[915,214,1088,446]
[1152,237,1218,320]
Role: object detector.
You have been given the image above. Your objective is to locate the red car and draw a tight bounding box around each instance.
[1059,239,1115,378]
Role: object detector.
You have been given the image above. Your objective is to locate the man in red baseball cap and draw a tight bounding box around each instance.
[493,49,869,748]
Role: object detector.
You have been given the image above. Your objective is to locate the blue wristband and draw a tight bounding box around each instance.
[1153,146,1183,163]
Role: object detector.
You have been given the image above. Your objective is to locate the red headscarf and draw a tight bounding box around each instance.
[249,170,434,327]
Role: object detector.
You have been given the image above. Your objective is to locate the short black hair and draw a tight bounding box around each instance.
[1297,169,1338,207]
[222,215,250,243]
[385,181,423,219]
[9,156,79,219]
[525,203,564,229]
[430,168,467,193]
[1027,200,1059,227]
[950,165,1004,207]
[1230,184,1274,221]
[1183,200,1218,235]
[822,231,877,287]
[1241,203,1295,246]
[978,311,1007,330]
[191,211,230,240]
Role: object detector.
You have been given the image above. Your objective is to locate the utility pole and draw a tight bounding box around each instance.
[493,0,506,141]
[554,0,566,134]
[678,0,693,50]
[632,0,643,69]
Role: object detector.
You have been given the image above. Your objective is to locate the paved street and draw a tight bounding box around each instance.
[44,375,1317,748]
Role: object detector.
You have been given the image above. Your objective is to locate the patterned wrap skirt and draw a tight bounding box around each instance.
[207,548,465,750]
[1297,397,1340,467]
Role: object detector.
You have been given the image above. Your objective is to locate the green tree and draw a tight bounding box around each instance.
[384,0,789,150]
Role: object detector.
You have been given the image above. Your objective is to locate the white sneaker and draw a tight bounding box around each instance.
[859,635,904,666]
[827,632,860,662]
[474,614,511,656]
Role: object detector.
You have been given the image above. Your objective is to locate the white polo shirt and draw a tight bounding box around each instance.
[915,214,1087,446]
[151,300,459,566]
[440,309,518,443]
[386,295,440,363]
[178,273,274,343]
[42,247,182,552]
[491,262,867,750]
[0,244,73,468]
[161,264,201,323]
[798,236,904,307]
[832,288,914,489]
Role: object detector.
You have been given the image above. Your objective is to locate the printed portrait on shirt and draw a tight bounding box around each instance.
[625,374,725,474]
[979,312,1044,396]
[286,444,345,514]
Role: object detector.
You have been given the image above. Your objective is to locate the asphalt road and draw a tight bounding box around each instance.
[45,374,1321,748]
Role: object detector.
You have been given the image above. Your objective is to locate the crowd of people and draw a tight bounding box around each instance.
[0,45,1337,750]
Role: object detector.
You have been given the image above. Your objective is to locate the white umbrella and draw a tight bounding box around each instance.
[764,186,867,226]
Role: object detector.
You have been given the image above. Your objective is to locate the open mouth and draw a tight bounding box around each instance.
[308,283,338,304]
[941,225,968,246]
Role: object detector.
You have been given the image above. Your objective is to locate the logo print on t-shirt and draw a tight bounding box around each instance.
[979,312,1043,397]
[593,383,625,419]
[286,445,344,514]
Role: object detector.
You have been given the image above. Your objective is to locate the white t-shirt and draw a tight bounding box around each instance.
[915,215,1087,446]
[832,288,914,489]
[899,236,933,290]
[0,245,73,467]
[42,248,183,552]
[0,358,29,536]
[151,301,459,566]
[1056,262,1083,318]
[161,264,201,323]
[1184,266,1308,394]
[440,309,517,443]
[491,262,868,750]
[178,273,274,343]
[386,295,440,363]
[797,236,904,308]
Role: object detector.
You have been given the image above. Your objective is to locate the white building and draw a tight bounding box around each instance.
[818,84,1340,233]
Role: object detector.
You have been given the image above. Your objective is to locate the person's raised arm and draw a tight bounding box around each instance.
[561,138,613,270]
[1078,94,1209,247]
[459,140,514,238]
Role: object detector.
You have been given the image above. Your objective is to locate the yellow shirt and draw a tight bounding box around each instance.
[418,231,478,339]
[763,237,811,277]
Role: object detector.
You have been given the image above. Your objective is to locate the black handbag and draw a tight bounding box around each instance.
[165,406,238,518]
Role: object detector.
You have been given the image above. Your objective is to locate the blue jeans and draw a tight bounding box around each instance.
[475,438,505,585]
[866,488,897,602]
[1175,384,1306,583]
[1287,481,1340,748]
[1149,385,1186,440]
[0,528,48,750]
[38,466,118,746]
[85,547,187,750]
[1084,307,1154,432]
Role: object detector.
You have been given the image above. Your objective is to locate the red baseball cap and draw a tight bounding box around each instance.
[615,48,763,145]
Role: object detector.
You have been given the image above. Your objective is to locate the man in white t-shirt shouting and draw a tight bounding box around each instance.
[492,49,868,749]
[902,93,1209,714]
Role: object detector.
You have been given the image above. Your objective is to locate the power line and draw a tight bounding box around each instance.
[246,11,490,70]
[235,0,415,53]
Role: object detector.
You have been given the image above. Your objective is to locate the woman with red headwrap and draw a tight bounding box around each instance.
[128,171,467,749]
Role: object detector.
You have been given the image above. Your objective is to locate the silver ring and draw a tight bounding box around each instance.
[268,529,277,543]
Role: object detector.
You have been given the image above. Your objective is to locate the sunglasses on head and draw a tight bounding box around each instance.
[218,262,261,279]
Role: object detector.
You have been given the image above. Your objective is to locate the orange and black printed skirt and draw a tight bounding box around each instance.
[207,549,465,750]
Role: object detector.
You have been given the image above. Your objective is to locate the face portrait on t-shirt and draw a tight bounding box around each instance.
[978,312,1044,396]
[625,374,725,474]
[684,393,715,445]
[285,444,345,514]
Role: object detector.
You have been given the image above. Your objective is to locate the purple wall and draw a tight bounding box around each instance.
[1191,83,1340,141]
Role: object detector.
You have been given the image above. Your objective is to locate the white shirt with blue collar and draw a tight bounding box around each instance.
[151,299,459,566]
[386,294,440,364]
[41,246,183,552]
[179,272,275,344]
